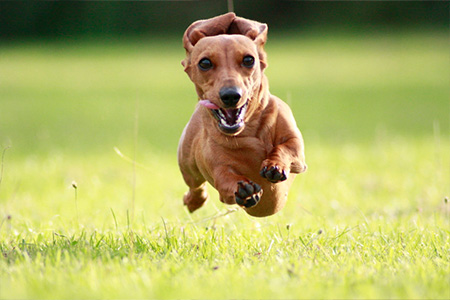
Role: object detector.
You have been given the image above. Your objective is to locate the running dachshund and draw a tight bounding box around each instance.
[178,13,307,217]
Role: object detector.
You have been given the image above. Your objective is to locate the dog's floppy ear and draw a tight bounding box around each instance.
[229,16,268,47]
[182,12,237,53]
[230,16,268,70]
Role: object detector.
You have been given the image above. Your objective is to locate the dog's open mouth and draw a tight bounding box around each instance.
[199,100,248,134]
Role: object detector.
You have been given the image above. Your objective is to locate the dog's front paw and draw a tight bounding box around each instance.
[260,161,288,183]
[235,181,262,208]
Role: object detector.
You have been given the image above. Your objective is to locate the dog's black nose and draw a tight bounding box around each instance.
[219,87,242,108]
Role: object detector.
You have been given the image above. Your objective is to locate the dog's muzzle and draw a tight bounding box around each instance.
[199,99,248,135]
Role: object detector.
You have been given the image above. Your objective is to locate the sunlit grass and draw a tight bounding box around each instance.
[0,30,449,299]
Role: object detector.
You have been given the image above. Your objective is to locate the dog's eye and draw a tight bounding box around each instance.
[242,55,255,68]
[198,58,213,71]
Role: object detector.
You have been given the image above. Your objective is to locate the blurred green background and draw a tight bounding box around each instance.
[1,1,448,155]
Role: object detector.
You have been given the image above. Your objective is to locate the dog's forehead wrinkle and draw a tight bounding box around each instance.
[193,35,257,57]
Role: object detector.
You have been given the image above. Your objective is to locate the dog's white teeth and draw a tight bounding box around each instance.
[213,102,248,131]
[218,110,226,120]
[240,105,247,119]
[236,104,247,123]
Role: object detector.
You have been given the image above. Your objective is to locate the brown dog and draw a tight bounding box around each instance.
[178,13,307,217]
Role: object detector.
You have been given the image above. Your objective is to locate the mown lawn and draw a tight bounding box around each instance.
[0,29,449,299]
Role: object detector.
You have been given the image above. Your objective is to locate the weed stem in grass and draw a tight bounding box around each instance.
[72,181,79,226]
[161,217,170,246]
[114,147,151,171]
[188,207,239,224]
[0,145,11,193]
[131,99,139,225]
[110,208,119,231]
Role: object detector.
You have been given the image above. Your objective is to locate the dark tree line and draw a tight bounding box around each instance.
[1,1,448,40]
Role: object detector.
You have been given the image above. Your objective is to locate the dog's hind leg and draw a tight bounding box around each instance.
[183,182,208,213]
[180,167,209,213]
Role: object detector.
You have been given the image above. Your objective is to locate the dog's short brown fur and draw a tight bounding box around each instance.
[178,13,307,217]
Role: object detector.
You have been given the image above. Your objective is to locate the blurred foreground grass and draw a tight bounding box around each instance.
[0,30,449,299]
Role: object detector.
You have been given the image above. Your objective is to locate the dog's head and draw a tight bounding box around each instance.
[182,13,268,135]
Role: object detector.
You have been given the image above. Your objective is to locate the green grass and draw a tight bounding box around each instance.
[0,29,449,299]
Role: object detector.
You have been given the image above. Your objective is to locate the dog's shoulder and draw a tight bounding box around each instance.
[260,94,293,121]
[268,94,291,111]
[269,95,297,122]
[179,105,204,145]
[261,94,301,138]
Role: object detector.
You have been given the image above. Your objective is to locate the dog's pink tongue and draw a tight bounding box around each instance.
[199,100,220,110]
